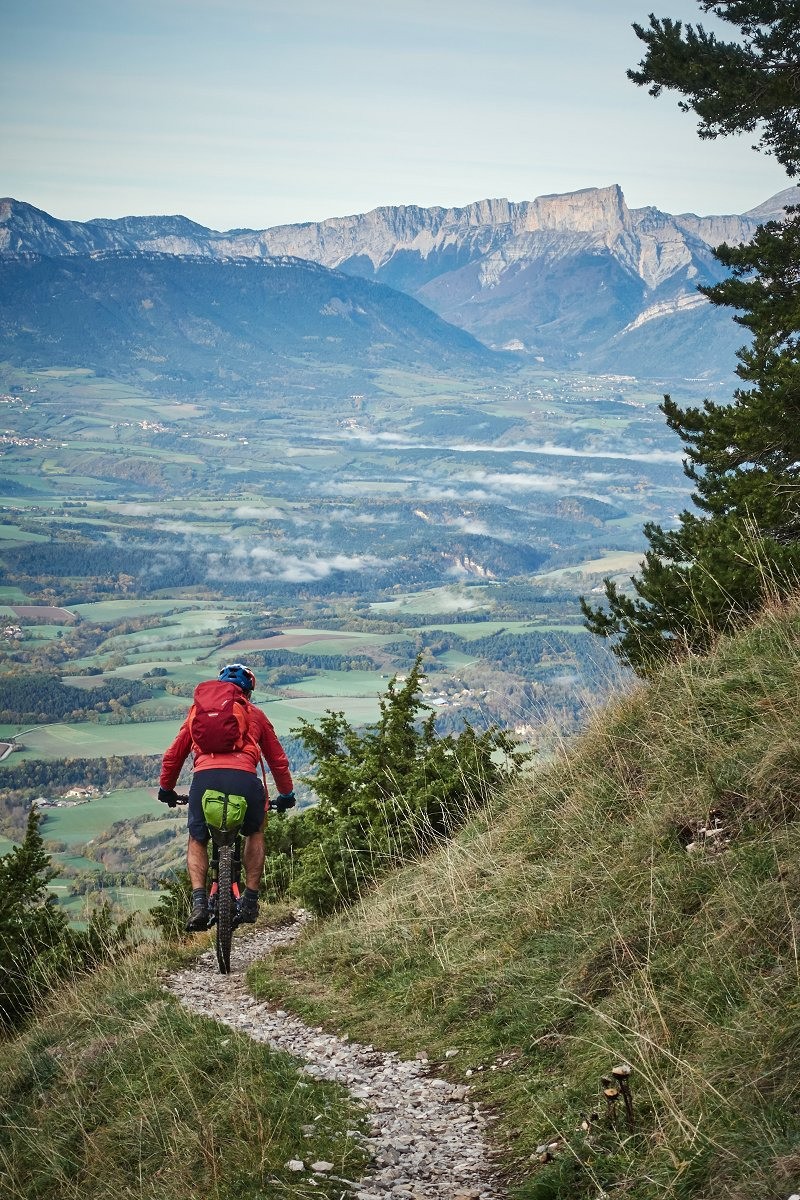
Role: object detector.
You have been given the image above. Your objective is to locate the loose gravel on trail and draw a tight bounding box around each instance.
[165,918,504,1199]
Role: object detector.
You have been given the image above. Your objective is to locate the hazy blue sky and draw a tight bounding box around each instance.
[2,0,791,229]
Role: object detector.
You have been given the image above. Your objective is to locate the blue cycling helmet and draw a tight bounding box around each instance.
[218,663,256,694]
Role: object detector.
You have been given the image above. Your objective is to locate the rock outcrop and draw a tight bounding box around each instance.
[3,183,796,378]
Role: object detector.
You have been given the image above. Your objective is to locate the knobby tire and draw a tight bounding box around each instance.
[216,844,233,974]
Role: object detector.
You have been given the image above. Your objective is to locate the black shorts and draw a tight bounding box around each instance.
[187,768,266,843]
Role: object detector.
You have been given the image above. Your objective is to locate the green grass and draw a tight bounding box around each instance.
[96,886,163,913]
[45,883,160,923]
[287,636,384,655]
[0,719,181,761]
[99,612,232,650]
[70,600,218,620]
[126,643,220,664]
[248,597,800,1199]
[287,670,387,698]
[0,940,369,1199]
[0,525,50,543]
[435,649,480,668]
[536,551,644,580]
[264,695,382,729]
[39,788,162,844]
[51,855,103,872]
[21,624,66,641]
[371,585,497,614]
[102,662,216,684]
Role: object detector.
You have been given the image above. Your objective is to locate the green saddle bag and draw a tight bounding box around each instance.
[201,789,247,832]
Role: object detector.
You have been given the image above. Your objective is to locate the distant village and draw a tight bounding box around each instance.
[32,787,100,810]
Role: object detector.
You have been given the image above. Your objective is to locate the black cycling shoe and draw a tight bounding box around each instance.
[185,899,209,932]
[237,895,259,924]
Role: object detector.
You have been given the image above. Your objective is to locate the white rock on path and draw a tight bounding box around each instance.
[164,917,504,1199]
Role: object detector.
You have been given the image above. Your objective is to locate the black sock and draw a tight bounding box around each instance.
[244,887,259,902]
[192,887,207,905]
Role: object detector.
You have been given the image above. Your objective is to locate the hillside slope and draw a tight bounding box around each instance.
[0,935,370,1199]
[0,251,498,397]
[249,599,800,1199]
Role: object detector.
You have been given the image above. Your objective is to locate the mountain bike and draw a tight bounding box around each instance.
[172,791,245,974]
[204,791,245,974]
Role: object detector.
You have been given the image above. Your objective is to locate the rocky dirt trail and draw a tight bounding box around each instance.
[165,917,505,1200]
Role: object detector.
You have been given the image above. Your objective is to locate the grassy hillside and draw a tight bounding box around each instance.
[248,598,800,1199]
[0,931,368,1200]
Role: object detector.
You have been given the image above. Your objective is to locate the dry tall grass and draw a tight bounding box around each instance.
[249,597,800,1198]
[0,940,368,1200]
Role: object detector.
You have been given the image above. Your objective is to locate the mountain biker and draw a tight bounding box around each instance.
[158,662,295,931]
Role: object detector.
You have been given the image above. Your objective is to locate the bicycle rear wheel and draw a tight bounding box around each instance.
[216,844,233,974]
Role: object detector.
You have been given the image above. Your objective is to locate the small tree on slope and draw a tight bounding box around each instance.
[0,809,73,1026]
[0,809,133,1028]
[267,657,527,915]
[582,1,800,675]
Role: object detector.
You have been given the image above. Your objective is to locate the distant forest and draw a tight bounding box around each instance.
[0,676,152,724]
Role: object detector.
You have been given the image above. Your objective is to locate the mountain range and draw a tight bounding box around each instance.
[1,184,797,385]
[0,251,496,398]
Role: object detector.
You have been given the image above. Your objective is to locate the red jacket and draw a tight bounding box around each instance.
[159,703,293,797]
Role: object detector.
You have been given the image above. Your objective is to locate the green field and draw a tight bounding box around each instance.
[371,585,497,614]
[66,642,220,670]
[221,627,395,659]
[106,662,222,685]
[98,886,163,913]
[289,634,390,655]
[436,649,480,668]
[0,524,50,543]
[70,599,221,620]
[22,624,67,641]
[127,643,220,664]
[38,788,161,844]
[104,611,233,645]
[51,854,102,872]
[48,884,162,923]
[536,550,645,579]
[0,692,383,762]
[0,719,182,761]
[288,670,389,697]
[268,695,382,725]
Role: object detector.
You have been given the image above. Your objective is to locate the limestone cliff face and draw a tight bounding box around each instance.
[516,184,629,235]
[253,199,519,269]
[742,186,799,223]
[0,186,775,284]
[1,183,793,379]
[0,199,102,257]
[225,184,765,311]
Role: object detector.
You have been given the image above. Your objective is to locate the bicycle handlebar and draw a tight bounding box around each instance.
[159,790,189,808]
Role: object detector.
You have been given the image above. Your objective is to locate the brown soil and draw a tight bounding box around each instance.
[11,606,75,622]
